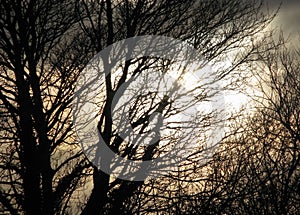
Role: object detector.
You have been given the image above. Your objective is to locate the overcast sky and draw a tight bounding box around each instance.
[266,0,300,47]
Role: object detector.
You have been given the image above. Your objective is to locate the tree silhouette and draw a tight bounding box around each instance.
[76,0,275,214]
[0,0,283,214]
[0,1,90,214]
[182,37,300,215]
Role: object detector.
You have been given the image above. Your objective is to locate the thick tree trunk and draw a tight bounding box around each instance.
[15,64,42,214]
[81,168,110,215]
[30,64,54,215]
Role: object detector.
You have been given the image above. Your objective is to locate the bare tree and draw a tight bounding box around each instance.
[182,37,300,215]
[0,0,280,214]
[0,1,90,214]
[75,0,276,214]
[243,40,300,214]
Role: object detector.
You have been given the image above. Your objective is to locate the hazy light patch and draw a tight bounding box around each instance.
[211,58,252,112]
[224,91,250,111]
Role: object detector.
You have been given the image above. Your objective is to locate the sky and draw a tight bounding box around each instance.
[267,0,300,47]
[225,0,300,111]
